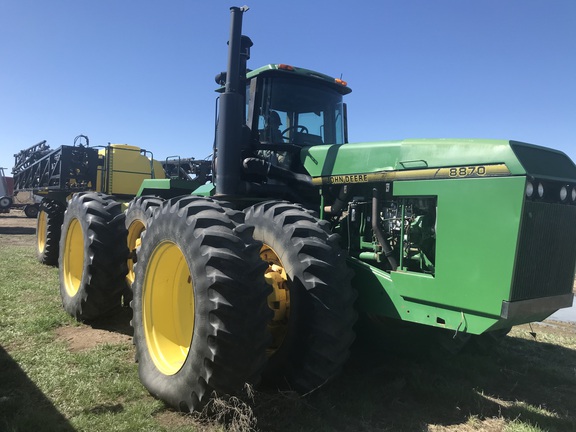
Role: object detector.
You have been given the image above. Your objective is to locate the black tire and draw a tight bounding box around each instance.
[59,192,128,321]
[132,196,271,412]
[0,196,12,209]
[24,204,39,218]
[36,199,65,265]
[244,200,357,393]
[125,196,164,287]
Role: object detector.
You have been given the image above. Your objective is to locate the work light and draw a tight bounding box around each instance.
[560,186,568,202]
[525,181,534,198]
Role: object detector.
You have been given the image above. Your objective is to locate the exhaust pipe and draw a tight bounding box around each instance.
[214,6,252,196]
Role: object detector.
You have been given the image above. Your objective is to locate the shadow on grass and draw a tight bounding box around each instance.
[0,345,76,432]
[0,226,35,235]
[88,306,134,337]
[252,320,576,432]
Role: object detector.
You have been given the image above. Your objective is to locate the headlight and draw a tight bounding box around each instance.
[560,186,568,201]
[572,187,576,202]
[537,182,544,198]
[525,181,534,198]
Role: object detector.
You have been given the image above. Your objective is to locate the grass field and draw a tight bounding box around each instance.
[1,216,575,432]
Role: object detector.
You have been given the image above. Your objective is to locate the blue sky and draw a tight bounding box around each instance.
[1,0,575,173]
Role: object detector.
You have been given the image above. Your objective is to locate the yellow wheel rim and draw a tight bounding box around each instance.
[62,218,84,297]
[126,219,146,286]
[37,210,47,254]
[261,244,290,356]
[143,241,194,376]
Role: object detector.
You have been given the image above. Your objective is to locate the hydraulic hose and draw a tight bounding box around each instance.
[372,188,398,271]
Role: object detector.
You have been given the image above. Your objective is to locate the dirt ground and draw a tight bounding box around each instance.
[55,318,133,352]
[0,209,37,246]
[0,208,133,350]
[0,208,37,227]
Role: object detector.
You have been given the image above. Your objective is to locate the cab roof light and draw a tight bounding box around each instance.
[278,64,295,71]
[335,78,348,86]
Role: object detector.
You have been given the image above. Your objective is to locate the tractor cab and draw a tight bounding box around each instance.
[244,65,351,173]
[246,64,351,150]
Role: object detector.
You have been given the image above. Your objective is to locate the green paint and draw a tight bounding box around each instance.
[192,183,215,196]
[303,139,528,177]
[393,177,524,314]
[350,174,576,334]
[136,178,198,198]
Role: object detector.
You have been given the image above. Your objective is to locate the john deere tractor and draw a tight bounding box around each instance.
[46,7,576,412]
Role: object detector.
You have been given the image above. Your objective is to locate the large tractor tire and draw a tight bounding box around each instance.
[36,199,65,265]
[59,192,128,321]
[125,196,164,287]
[132,196,271,412]
[244,200,357,393]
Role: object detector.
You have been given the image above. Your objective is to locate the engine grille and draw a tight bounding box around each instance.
[511,201,576,301]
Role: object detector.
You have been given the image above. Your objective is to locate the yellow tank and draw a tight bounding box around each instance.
[96,144,165,196]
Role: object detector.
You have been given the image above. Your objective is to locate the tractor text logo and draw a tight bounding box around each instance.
[329,174,369,184]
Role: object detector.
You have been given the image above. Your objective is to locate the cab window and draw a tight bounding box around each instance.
[250,76,346,146]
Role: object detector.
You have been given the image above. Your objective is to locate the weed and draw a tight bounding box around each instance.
[194,385,258,432]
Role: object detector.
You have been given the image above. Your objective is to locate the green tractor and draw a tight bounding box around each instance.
[58,7,576,412]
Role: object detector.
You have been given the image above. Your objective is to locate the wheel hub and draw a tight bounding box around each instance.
[143,240,194,376]
[62,218,84,297]
[261,245,290,355]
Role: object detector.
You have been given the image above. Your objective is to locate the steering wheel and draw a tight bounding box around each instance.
[281,125,309,138]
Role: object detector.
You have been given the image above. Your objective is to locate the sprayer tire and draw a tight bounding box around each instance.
[0,196,12,209]
[131,196,271,412]
[24,204,39,218]
[59,192,128,321]
[36,199,65,265]
[245,200,357,393]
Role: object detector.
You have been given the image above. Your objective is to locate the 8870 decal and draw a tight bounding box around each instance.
[447,166,487,178]
[435,164,510,179]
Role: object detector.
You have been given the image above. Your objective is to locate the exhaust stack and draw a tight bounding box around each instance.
[214,6,252,196]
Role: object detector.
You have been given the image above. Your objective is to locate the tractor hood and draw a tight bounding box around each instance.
[303,139,576,184]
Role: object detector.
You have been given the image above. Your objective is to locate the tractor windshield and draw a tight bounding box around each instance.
[252,76,346,146]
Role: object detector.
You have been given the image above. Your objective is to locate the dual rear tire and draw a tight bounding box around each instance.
[131,196,272,411]
[36,199,65,265]
[59,192,128,321]
[125,196,164,287]
[245,201,357,392]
